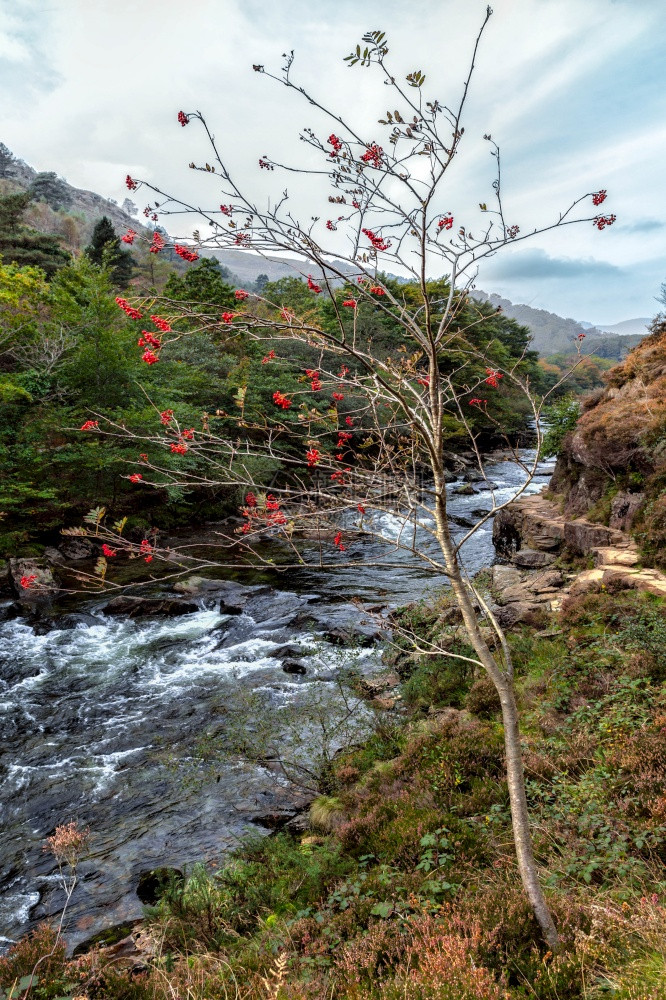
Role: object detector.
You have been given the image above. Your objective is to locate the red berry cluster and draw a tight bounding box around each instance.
[306,369,322,391]
[369,285,386,296]
[507,225,520,239]
[306,448,321,467]
[258,158,273,170]
[332,392,344,402]
[333,531,346,551]
[177,110,189,126]
[235,289,249,301]
[326,220,337,231]
[142,349,159,365]
[468,398,487,407]
[362,228,391,252]
[80,420,99,431]
[160,409,174,425]
[220,204,232,215]
[20,574,37,589]
[273,391,292,409]
[140,539,153,563]
[360,144,383,169]
[484,368,503,388]
[594,215,616,230]
[342,299,357,308]
[262,350,276,364]
[328,134,343,156]
[170,442,188,454]
[138,331,161,349]
[115,297,143,320]
[129,473,143,483]
[122,229,136,244]
[151,315,171,333]
[102,544,117,558]
[174,244,199,261]
[417,376,430,387]
[221,312,234,325]
[307,275,322,294]
[149,232,165,254]
[437,214,454,230]
[592,190,607,206]
[125,175,138,191]
[239,493,287,533]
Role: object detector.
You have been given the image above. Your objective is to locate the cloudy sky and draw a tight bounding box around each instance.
[1,0,664,324]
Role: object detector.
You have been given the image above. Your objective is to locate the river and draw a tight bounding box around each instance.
[0,449,554,952]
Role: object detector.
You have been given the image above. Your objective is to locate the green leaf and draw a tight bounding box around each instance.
[370,901,393,918]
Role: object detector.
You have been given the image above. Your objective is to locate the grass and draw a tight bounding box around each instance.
[3,589,666,1000]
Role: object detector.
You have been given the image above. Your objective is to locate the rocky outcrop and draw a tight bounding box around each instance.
[104,596,198,618]
[491,491,666,618]
[548,318,666,563]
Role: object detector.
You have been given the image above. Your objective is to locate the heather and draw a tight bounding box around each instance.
[4,586,665,1000]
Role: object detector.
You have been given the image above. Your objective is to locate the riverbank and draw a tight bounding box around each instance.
[4,546,665,1000]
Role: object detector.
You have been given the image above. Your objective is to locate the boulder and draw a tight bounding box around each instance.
[491,565,522,590]
[495,601,549,629]
[609,492,645,532]
[473,480,499,492]
[453,483,476,496]
[291,606,384,646]
[564,521,621,556]
[173,577,260,614]
[528,569,564,592]
[104,596,198,618]
[592,547,639,568]
[58,537,95,561]
[282,659,307,675]
[512,549,556,569]
[43,547,66,565]
[9,558,58,600]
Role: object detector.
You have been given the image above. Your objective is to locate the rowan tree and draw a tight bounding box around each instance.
[68,7,617,949]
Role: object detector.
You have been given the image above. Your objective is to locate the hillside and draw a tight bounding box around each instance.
[550,314,666,567]
[473,289,646,359]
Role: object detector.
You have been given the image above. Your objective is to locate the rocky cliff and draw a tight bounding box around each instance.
[548,316,666,567]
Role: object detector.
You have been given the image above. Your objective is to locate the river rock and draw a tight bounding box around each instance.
[282,659,307,675]
[449,514,475,529]
[104,596,199,618]
[473,480,499,492]
[291,606,385,646]
[58,537,95,560]
[512,549,556,569]
[54,612,105,630]
[529,569,564,592]
[453,483,476,496]
[471,508,491,519]
[9,558,58,600]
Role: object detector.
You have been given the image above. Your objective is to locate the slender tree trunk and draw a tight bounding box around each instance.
[432,477,560,951]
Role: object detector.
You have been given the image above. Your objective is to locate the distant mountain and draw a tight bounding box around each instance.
[472,290,648,359]
[592,318,652,337]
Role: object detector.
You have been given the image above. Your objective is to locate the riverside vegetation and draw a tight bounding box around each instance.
[1,12,665,1000]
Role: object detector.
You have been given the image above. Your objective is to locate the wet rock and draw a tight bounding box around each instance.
[463,470,486,482]
[174,577,261,614]
[43,547,66,565]
[58,537,95,561]
[282,659,307,675]
[471,508,491,519]
[0,601,20,623]
[291,606,384,646]
[453,483,476,496]
[54,612,105,630]
[9,558,59,600]
[474,480,499,492]
[272,642,311,659]
[512,549,556,569]
[449,514,475,529]
[104,596,199,618]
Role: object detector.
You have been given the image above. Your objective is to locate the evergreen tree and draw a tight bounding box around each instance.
[0,192,70,278]
[29,171,72,211]
[84,216,134,286]
[0,143,16,179]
